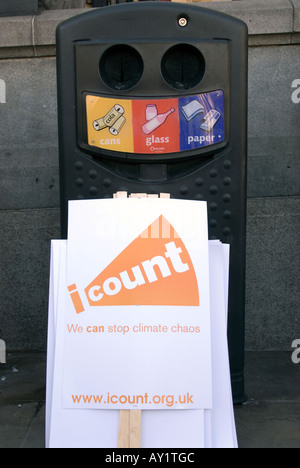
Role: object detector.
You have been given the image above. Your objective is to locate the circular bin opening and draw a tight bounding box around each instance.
[161,44,205,90]
[100,44,144,91]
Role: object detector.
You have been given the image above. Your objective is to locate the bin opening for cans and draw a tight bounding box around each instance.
[100,44,144,91]
[161,44,205,90]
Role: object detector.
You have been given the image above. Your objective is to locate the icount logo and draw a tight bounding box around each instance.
[68,215,199,313]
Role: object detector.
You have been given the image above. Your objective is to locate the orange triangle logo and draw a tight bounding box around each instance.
[84,215,199,307]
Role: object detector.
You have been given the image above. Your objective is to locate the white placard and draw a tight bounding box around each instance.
[46,238,237,448]
[63,198,212,410]
[46,199,238,448]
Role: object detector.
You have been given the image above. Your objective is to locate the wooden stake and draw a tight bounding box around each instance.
[113,191,128,199]
[114,192,170,199]
[118,410,130,448]
[129,410,142,448]
[129,193,148,198]
[117,409,142,448]
[115,191,142,449]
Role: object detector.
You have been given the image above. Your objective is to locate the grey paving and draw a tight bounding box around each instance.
[0,351,299,448]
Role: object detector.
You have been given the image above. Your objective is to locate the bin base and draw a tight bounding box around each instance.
[232,372,246,405]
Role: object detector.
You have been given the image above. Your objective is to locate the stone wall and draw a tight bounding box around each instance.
[0,0,299,350]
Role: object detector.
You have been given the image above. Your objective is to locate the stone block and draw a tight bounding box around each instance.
[0,16,33,48]
[291,0,300,32]
[245,197,300,350]
[247,45,300,198]
[0,160,60,210]
[0,0,38,16]
[202,0,294,35]
[0,57,59,210]
[0,208,61,350]
[34,9,85,46]
[39,0,86,9]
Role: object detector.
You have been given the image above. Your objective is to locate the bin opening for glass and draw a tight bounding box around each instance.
[99,44,144,91]
[161,44,205,90]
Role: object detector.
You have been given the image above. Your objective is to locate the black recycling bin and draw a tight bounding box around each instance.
[56,2,248,404]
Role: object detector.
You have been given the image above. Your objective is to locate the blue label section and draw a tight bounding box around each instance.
[179,91,225,151]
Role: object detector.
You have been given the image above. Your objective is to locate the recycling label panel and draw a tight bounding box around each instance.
[86,90,225,155]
